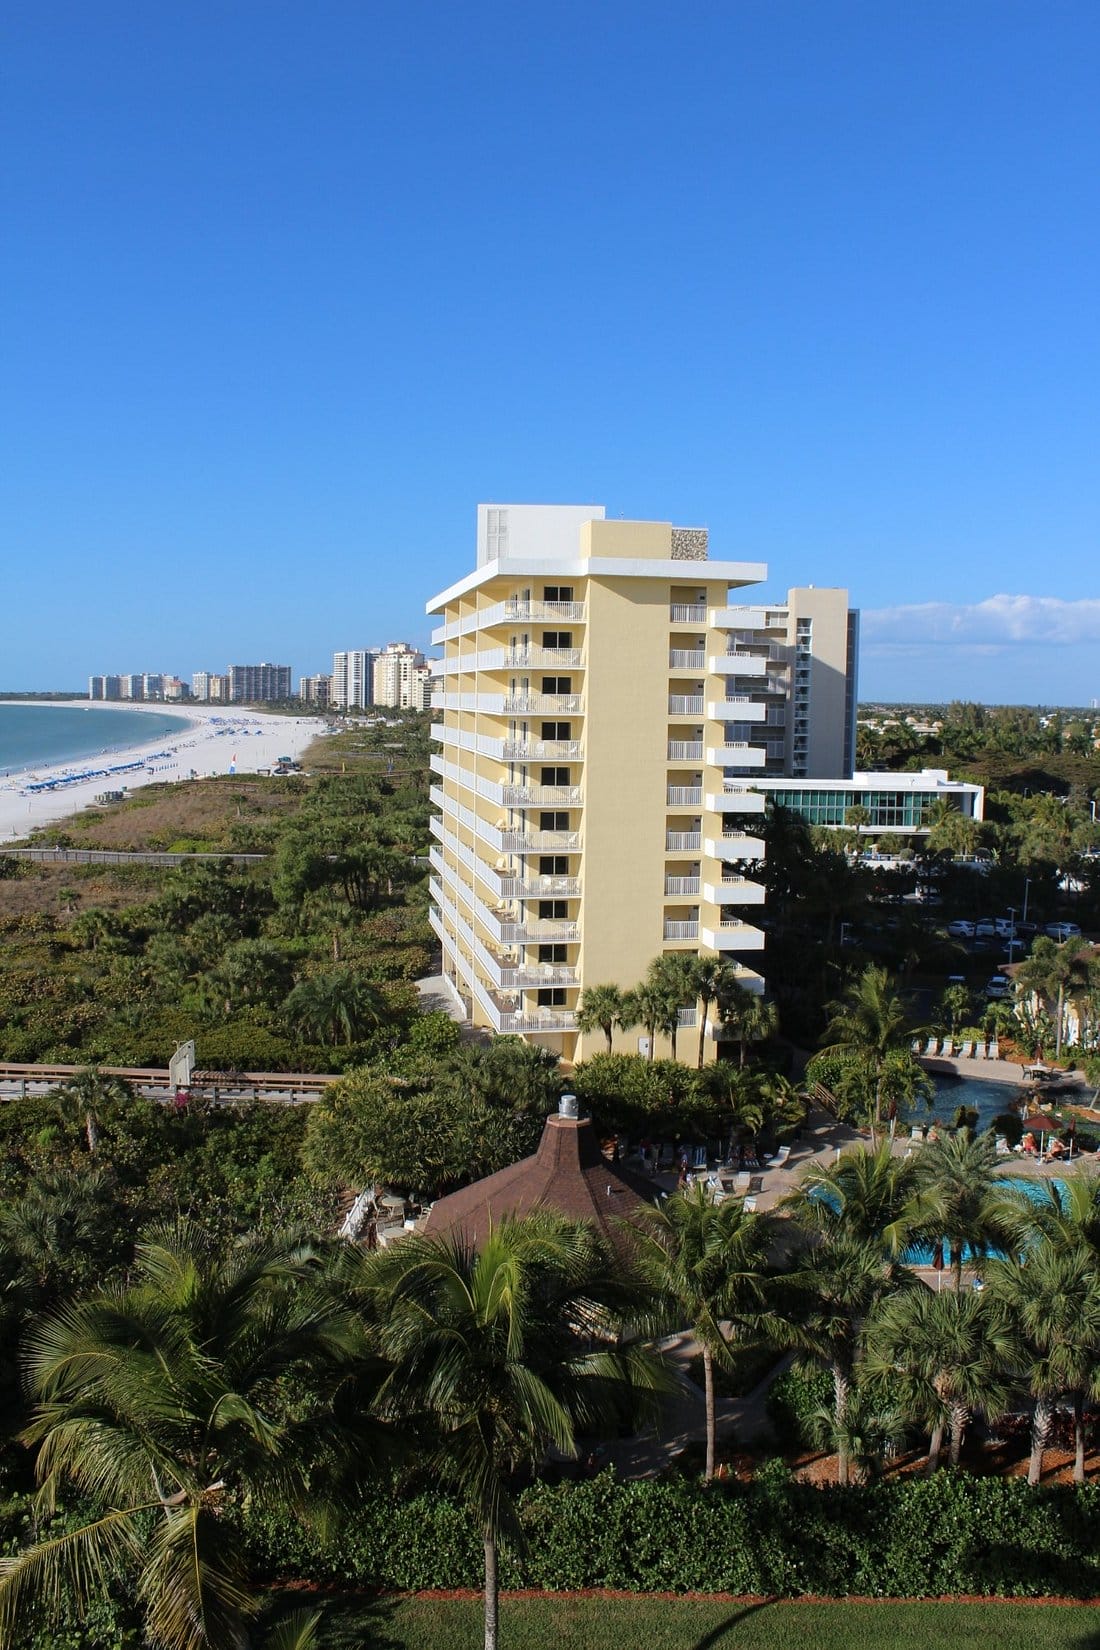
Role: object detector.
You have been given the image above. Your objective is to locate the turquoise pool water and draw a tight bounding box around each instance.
[901,1177,1065,1268]
[927,1073,1026,1131]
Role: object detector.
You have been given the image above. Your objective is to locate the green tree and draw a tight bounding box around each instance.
[718,985,779,1068]
[284,971,387,1047]
[49,1067,139,1156]
[621,981,668,1064]
[632,1183,771,1481]
[865,1282,1014,1470]
[575,982,628,1055]
[691,957,741,1069]
[915,1130,1011,1290]
[820,965,917,1138]
[0,1223,352,1650]
[646,953,699,1063]
[1017,937,1096,1061]
[360,1215,661,1650]
[785,1141,924,1258]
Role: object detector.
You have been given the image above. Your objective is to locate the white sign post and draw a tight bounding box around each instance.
[169,1040,196,1092]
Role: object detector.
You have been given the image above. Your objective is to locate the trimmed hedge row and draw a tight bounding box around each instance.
[244,1471,1100,1599]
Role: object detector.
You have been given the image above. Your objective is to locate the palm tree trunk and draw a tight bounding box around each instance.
[949,1400,967,1467]
[604,1024,613,1054]
[483,1528,499,1650]
[926,1421,944,1473]
[1055,986,1065,1061]
[698,1000,709,1069]
[1028,1395,1053,1486]
[833,1365,850,1486]
[670,1025,678,1062]
[703,1344,716,1483]
[85,1111,98,1155]
[1073,1392,1087,1484]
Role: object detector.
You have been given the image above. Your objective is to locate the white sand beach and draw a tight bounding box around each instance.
[0,702,327,843]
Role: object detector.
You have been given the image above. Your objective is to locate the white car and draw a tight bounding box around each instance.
[975,920,997,939]
[946,920,975,938]
[985,975,1013,999]
[1046,921,1082,941]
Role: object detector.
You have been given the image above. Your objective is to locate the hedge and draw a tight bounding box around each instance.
[243,1471,1100,1599]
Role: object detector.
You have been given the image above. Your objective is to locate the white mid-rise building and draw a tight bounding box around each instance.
[373,642,428,709]
[332,650,376,710]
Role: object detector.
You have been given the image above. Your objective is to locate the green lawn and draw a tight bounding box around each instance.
[371,1598,1100,1650]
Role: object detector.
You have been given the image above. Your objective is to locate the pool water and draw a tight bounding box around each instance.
[901,1177,1066,1268]
[926,1074,1028,1131]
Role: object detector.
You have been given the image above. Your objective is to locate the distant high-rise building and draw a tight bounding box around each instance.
[162,677,188,701]
[227,663,292,703]
[89,675,122,701]
[331,650,376,710]
[373,642,427,708]
[141,673,164,701]
[300,673,333,707]
[191,671,229,703]
[407,663,433,711]
[119,674,144,701]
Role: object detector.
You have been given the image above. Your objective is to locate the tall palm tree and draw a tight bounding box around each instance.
[1017,937,1095,1060]
[621,982,668,1064]
[820,965,915,1136]
[865,1282,1015,1470]
[772,1232,897,1486]
[631,1184,771,1481]
[50,1068,136,1155]
[646,953,699,1063]
[915,1130,1012,1290]
[1002,1169,1100,1261]
[575,982,628,1054]
[359,1214,661,1650]
[0,1223,351,1650]
[719,986,779,1069]
[285,971,387,1047]
[986,1244,1100,1483]
[691,957,740,1069]
[785,1141,924,1259]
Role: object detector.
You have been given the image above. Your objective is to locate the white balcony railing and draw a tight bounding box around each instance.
[502,599,586,622]
[667,787,702,806]
[503,692,583,714]
[502,739,582,760]
[670,604,708,622]
[664,920,700,941]
[669,650,707,670]
[668,696,705,715]
[501,784,583,806]
[703,877,766,906]
[503,647,583,669]
[500,920,579,943]
[665,876,701,896]
[710,653,768,676]
[708,743,767,769]
[666,831,702,851]
[501,829,580,851]
[499,1011,577,1033]
[701,923,766,952]
[708,699,768,723]
[499,875,580,897]
[667,740,703,760]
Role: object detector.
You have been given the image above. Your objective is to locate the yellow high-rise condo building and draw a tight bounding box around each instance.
[426,504,799,1065]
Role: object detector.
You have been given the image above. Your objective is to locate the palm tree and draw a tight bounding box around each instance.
[986,1244,1100,1483]
[631,1184,771,1481]
[575,982,628,1054]
[621,981,668,1064]
[359,1214,662,1650]
[0,1222,352,1650]
[772,1232,896,1486]
[1002,1169,1100,1261]
[820,965,915,1137]
[865,1282,1015,1470]
[785,1141,924,1259]
[691,957,740,1069]
[1017,937,1095,1060]
[646,953,699,1063]
[717,979,778,1068]
[285,970,387,1047]
[49,1068,136,1155]
[915,1130,1012,1290]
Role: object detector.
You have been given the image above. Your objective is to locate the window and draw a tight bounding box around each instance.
[540,766,570,786]
[539,811,569,831]
[538,944,568,964]
[537,988,567,1007]
[543,586,574,602]
[542,632,573,649]
[539,856,569,875]
[541,721,571,740]
[541,677,572,693]
[538,900,568,919]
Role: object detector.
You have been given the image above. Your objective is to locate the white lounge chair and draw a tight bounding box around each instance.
[773,1144,792,1166]
[994,1135,1012,1157]
[987,1040,999,1060]
[734,1170,751,1192]
[941,1039,954,1058]
[743,1196,758,1213]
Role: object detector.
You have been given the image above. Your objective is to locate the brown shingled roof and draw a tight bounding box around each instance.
[422,1108,658,1251]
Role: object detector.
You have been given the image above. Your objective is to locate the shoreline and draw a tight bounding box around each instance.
[0,700,327,843]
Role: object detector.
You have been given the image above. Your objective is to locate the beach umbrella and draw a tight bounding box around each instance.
[1021,1113,1061,1162]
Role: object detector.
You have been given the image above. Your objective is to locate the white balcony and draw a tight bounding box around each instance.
[705,834,767,862]
[669,603,708,623]
[502,784,583,806]
[666,831,702,852]
[502,599,586,622]
[668,696,705,716]
[669,650,707,670]
[500,920,579,943]
[499,1011,577,1034]
[665,875,701,896]
[667,786,703,806]
[708,744,767,769]
[502,647,583,669]
[503,738,583,760]
[709,653,768,676]
[701,922,766,952]
[707,699,767,723]
[663,920,699,941]
[429,784,445,810]
[710,607,766,629]
[667,740,703,760]
[704,786,767,814]
[703,877,765,906]
[503,692,583,714]
[499,875,580,897]
[501,829,580,851]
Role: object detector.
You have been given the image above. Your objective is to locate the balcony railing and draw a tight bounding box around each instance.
[501,829,580,851]
[503,693,583,713]
[502,739,582,760]
[669,650,707,670]
[503,647,582,668]
[500,920,579,943]
[710,653,768,675]
[501,784,583,806]
[663,920,699,941]
[667,787,702,806]
[502,599,586,621]
[666,831,702,851]
[499,1011,577,1033]
[667,740,703,760]
[669,604,708,622]
[665,876,701,896]
[499,875,580,897]
[668,696,705,715]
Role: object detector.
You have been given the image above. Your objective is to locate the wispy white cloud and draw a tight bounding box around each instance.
[861,594,1100,648]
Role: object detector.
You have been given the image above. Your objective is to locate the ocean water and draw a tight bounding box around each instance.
[0,704,193,776]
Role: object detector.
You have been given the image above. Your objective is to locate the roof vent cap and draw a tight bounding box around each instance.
[559,1093,579,1119]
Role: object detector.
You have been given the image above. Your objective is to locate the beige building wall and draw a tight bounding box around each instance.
[785,587,857,779]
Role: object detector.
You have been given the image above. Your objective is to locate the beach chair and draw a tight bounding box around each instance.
[925,1038,939,1056]
[995,1135,1012,1157]
[911,1037,924,1055]
[958,1040,973,1059]
[748,1175,764,1195]
[734,1171,751,1193]
[743,1196,758,1213]
[773,1144,792,1167]
[692,1144,708,1170]
[941,1038,954,1058]
[987,1040,999,1060]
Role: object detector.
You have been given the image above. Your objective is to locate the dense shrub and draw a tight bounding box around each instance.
[765,1362,834,1449]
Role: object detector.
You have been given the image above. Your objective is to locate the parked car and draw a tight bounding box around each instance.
[1001,938,1027,958]
[975,920,997,939]
[985,974,1013,999]
[947,920,976,938]
[1045,921,1082,941]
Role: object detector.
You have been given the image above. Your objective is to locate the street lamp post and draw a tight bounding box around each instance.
[1022,879,1031,925]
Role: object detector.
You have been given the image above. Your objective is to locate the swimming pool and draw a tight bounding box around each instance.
[900,1177,1065,1268]
[926,1073,1027,1131]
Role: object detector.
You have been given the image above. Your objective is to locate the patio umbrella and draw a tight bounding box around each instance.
[1021,1113,1062,1162]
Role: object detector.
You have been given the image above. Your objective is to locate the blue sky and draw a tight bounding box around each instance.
[3,2,1097,702]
